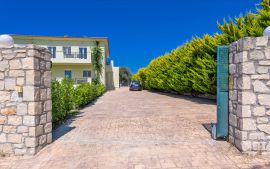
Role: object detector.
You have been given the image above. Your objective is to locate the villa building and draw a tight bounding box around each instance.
[12,35,119,90]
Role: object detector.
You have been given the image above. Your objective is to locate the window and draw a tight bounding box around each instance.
[83,70,91,77]
[48,47,56,58]
[63,47,71,55]
[79,47,87,59]
[64,70,72,80]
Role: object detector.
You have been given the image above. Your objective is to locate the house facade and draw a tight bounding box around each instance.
[12,35,119,89]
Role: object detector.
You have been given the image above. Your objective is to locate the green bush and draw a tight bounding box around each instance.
[133,0,270,95]
[52,78,106,125]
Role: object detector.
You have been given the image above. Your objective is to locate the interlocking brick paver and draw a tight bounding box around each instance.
[1,88,270,168]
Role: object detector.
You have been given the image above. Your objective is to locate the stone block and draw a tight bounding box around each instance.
[258,94,270,106]
[0,133,7,143]
[239,118,256,130]
[259,61,270,66]
[229,64,236,74]
[237,76,251,90]
[23,86,40,101]
[25,137,38,147]
[1,107,16,115]
[251,74,270,80]
[40,89,46,100]
[40,61,46,70]
[266,47,270,59]
[8,134,22,143]
[23,116,38,126]
[39,135,47,145]
[0,143,12,154]
[253,80,270,93]
[0,60,9,71]
[239,62,255,74]
[22,57,39,70]
[16,77,24,86]
[17,126,28,133]
[237,105,251,117]
[257,66,269,74]
[0,116,7,124]
[29,125,43,136]
[47,133,52,143]
[258,124,270,134]
[257,117,269,124]
[253,106,266,116]
[8,116,22,125]
[3,126,16,133]
[44,100,52,111]
[14,148,27,155]
[230,90,237,101]
[235,129,247,140]
[47,111,52,122]
[26,70,41,86]
[240,92,256,105]
[229,113,237,127]
[266,110,270,115]
[0,80,4,90]
[46,61,51,70]
[255,37,268,47]
[28,102,42,115]
[17,103,27,115]
[249,132,265,140]
[250,50,264,60]
[0,72,4,79]
[9,60,22,70]
[235,139,251,152]
[13,143,24,149]
[47,88,51,99]
[40,114,46,124]
[252,141,267,151]
[43,71,51,87]
[44,123,52,134]
[9,70,25,77]
[4,78,16,90]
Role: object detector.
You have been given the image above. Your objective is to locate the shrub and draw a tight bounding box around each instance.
[52,78,106,125]
[133,0,270,95]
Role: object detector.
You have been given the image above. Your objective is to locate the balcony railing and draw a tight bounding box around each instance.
[75,78,88,84]
[63,52,89,59]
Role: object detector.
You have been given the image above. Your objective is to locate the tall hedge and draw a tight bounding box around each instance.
[134,0,270,95]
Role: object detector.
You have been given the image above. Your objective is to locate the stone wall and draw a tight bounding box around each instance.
[229,37,270,154]
[0,45,52,155]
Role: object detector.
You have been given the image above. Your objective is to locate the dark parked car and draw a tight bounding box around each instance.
[129,80,142,91]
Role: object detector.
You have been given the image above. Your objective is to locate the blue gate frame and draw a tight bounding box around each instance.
[216,46,229,139]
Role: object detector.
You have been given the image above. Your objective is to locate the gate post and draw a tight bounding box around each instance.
[0,44,52,155]
[229,37,270,154]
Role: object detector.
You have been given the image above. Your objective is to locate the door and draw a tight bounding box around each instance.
[79,47,87,59]
[64,70,72,80]
[216,46,229,139]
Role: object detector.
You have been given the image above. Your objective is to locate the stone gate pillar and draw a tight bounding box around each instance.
[0,44,52,155]
[229,37,270,154]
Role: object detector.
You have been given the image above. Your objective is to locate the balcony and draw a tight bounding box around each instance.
[51,52,91,64]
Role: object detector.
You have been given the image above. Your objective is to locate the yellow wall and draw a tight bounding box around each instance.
[52,64,93,83]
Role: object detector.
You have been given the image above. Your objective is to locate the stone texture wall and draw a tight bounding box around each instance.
[0,45,52,155]
[229,37,270,154]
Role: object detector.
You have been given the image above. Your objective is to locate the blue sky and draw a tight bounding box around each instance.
[0,0,261,73]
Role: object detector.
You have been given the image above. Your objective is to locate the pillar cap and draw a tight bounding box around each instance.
[0,34,14,47]
[263,26,270,37]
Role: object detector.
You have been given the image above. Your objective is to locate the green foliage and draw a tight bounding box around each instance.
[52,78,106,125]
[92,41,103,84]
[133,0,270,95]
[73,82,105,108]
[119,67,132,85]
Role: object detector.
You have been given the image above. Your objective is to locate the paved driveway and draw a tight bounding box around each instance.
[1,88,270,169]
